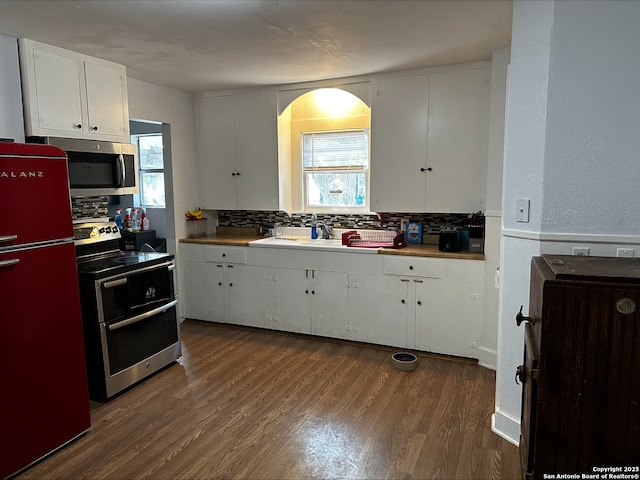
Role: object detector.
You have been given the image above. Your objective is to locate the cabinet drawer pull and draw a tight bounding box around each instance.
[516,305,536,326]
[420,167,432,172]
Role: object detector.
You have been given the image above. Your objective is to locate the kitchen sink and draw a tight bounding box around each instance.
[248,236,379,254]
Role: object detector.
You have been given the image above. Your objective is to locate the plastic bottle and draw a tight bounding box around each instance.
[124,208,132,230]
[311,212,318,239]
[131,208,140,231]
[140,208,149,231]
[114,208,124,230]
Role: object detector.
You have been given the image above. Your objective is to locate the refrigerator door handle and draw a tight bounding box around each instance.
[0,258,20,268]
[0,235,18,243]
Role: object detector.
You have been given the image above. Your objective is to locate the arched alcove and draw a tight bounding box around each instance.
[277,87,371,213]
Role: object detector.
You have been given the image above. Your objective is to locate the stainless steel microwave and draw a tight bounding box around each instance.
[28,137,138,196]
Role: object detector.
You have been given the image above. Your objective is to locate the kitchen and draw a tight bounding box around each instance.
[1,1,640,479]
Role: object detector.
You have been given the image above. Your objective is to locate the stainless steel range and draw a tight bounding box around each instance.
[74,221,181,402]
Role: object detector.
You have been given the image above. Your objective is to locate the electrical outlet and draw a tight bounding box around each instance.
[572,247,590,256]
[617,248,635,258]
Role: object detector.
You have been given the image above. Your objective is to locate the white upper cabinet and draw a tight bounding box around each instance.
[19,39,130,141]
[425,68,490,213]
[370,75,429,212]
[196,90,279,210]
[370,66,490,213]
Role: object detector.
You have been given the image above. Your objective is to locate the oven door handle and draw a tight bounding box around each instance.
[107,299,178,331]
[103,278,128,289]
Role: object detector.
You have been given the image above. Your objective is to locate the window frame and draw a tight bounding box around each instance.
[135,133,165,208]
[301,128,370,213]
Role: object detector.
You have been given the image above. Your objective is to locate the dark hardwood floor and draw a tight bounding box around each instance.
[18,320,520,480]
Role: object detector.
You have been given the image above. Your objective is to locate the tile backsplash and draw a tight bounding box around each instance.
[71,196,109,221]
[217,210,480,234]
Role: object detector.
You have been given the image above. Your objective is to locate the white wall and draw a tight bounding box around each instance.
[477,47,510,369]
[126,78,198,257]
[495,0,640,445]
[0,33,24,142]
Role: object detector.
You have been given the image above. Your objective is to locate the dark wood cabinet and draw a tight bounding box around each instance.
[518,255,640,479]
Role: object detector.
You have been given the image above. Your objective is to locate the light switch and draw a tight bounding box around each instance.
[516,199,530,223]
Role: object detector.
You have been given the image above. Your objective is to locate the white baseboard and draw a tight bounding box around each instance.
[476,346,497,370]
[491,410,520,446]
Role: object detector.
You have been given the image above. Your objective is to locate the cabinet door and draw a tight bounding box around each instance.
[25,44,85,136]
[197,95,237,209]
[370,75,429,212]
[309,270,349,339]
[182,261,226,322]
[425,68,489,213]
[234,90,279,210]
[84,61,129,139]
[228,265,269,327]
[415,277,483,357]
[271,267,311,334]
[348,273,409,348]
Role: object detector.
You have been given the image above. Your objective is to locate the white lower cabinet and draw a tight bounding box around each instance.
[180,243,485,359]
[346,273,409,348]
[262,267,348,335]
[415,276,484,358]
[182,260,264,324]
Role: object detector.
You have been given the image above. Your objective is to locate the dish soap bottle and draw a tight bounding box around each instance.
[311,212,318,239]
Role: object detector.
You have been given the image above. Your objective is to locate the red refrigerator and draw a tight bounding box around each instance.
[0,142,91,479]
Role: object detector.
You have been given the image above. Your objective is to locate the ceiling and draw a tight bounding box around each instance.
[0,0,512,93]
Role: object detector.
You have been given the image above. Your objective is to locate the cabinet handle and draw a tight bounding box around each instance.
[401,299,406,304]
[401,278,410,282]
[91,125,98,131]
[229,283,233,287]
[420,167,433,172]
[305,289,309,294]
[516,305,536,326]
[515,365,526,385]
[417,301,422,306]
[218,282,222,286]
[414,279,423,283]
[311,290,315,295]
[409,266,414,270]
[231,172,241,176]
[75,124,82,129]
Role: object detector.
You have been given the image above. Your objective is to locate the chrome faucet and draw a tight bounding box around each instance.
[316,222,334,239]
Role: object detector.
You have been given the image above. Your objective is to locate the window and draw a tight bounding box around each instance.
[136,134,165,207]
[302,129,369,210]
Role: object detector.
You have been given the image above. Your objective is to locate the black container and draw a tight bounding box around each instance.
[438,228,462,252]
[120,230,157,251]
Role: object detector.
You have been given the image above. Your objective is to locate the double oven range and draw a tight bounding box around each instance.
[74,221,181,402]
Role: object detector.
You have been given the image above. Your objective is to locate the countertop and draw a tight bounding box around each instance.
[180,228,484,260]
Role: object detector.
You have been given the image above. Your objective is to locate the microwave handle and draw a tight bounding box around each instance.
[115,154,125,188]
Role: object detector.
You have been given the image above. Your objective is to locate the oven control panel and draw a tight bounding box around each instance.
[73,222,121,246]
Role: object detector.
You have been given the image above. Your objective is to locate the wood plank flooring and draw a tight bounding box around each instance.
[17,321,521,480]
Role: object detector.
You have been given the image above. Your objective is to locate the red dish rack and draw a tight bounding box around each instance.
[341,230,406,249]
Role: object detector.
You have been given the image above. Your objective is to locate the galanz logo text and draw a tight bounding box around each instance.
[0,171,44,178]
